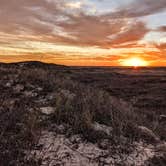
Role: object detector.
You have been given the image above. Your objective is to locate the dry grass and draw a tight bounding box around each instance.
[51,78,138,142]
[0,62,165,165]
[0,99,41,166]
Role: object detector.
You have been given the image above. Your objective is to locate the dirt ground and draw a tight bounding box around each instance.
[0,62,165,165]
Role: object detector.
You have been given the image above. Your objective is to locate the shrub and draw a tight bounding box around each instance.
[0,98,40,166]
[52,79,138,142]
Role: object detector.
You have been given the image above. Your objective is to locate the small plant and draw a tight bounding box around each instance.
[52,79,138,142]
[0,98,40,166]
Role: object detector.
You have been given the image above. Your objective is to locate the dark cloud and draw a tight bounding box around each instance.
[155,42,166,50]
[0,0,62,34]
[57,13,127,47]
[103,0,166,19]
[104,22,149,47]
[0,0,156,49]
[156,26,166,32]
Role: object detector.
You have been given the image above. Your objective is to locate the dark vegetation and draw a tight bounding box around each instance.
[70,67,166,140]
[0,61,166,165]
[52,81,138,142]
[0,83,40,165]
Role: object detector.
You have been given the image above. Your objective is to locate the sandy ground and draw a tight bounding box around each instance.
[31,129,156,166]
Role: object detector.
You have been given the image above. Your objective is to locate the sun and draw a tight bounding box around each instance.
[121,57,148,67]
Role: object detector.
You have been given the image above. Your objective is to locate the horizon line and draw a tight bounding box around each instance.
[1,60,166,68]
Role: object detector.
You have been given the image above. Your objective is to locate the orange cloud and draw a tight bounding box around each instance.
[0,0,165,66]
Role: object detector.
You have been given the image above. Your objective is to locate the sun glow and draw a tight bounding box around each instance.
[121,57,148,67]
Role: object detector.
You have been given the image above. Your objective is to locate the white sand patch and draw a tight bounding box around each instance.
[31,130,156,166]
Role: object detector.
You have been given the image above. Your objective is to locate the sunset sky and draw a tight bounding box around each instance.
[0,0,166,66]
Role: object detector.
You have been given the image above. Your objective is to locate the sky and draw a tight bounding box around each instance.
[0,0,166,66]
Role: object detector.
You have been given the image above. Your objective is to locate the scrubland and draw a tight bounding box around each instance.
[0,62,165,165]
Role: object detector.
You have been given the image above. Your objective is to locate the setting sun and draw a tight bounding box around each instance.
[121,57,149,67]
[0,0,165,67]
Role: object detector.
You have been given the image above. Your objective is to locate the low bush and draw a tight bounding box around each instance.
[0,98,40,166]
[52,79,138,142]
